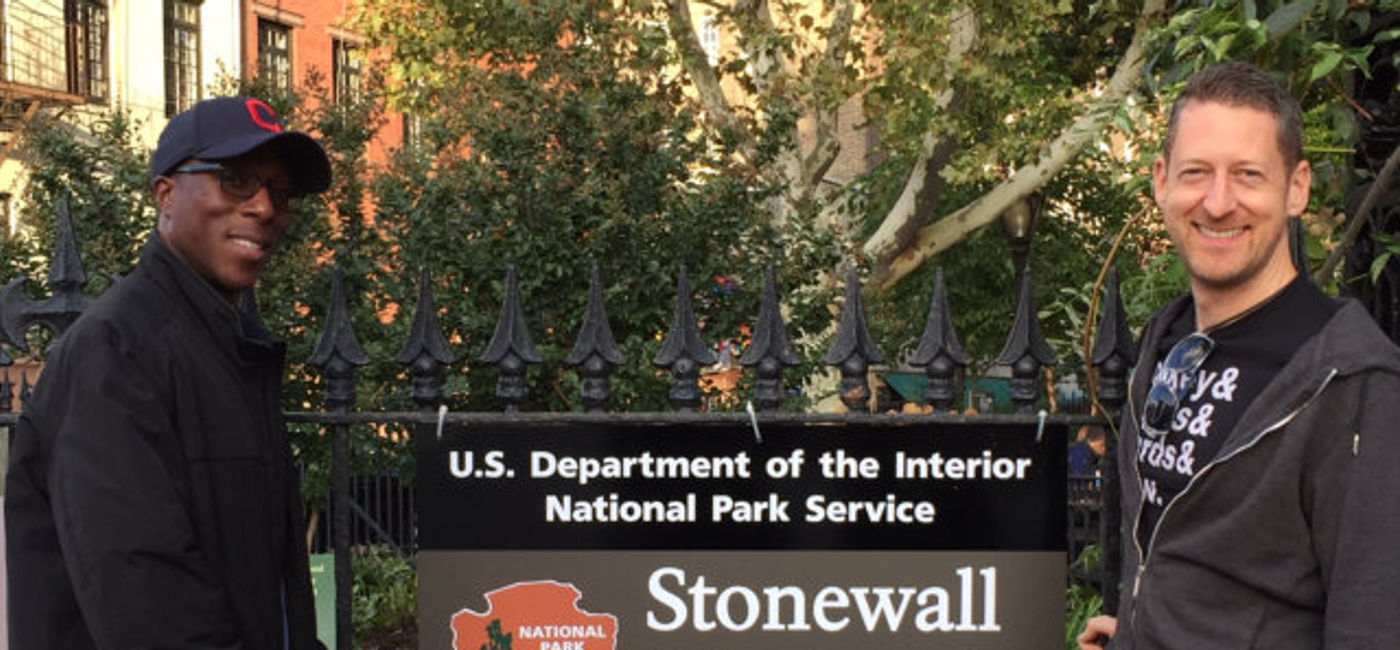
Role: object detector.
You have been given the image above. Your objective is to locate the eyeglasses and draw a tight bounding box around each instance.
[1140,332,1214,439]
[171,162,303,209]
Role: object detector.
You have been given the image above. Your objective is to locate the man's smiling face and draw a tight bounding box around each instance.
[1153,99,1311,303]
[154,146,295,303]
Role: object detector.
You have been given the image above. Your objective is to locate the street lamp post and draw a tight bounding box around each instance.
[1001,195,1038,275]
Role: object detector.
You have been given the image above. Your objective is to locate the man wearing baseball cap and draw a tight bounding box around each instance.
[6,97,332,649]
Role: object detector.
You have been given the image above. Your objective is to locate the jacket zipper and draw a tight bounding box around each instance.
[1125,366,1338,636]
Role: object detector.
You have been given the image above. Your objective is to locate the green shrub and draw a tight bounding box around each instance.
[352,545,416,648]
[1066,543,1105,649]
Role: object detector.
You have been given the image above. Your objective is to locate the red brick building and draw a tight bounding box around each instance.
[241,0,403,168]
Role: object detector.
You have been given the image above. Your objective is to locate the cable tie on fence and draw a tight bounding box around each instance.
[436,404,448,440]
[745,401,763,444]
[1036,409,1048,443]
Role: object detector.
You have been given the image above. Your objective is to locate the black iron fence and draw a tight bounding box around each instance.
[305,470,416,556]
[0,210,1134,648]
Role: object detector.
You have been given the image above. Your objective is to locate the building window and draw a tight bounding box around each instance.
[402,113,422,149]
[164,0,200,116]
[699,15,720,68]
[66,0,109,100]
[332,39,362,103]
[258,19,292,92]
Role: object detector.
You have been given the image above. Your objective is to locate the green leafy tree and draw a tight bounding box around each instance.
[0,109,154,362]
[9,109,153,300]
[354,0,1393,376]
[358,0,840,411]
[351,0,1172,381]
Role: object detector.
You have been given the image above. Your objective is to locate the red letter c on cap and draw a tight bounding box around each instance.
[246,99,284,133]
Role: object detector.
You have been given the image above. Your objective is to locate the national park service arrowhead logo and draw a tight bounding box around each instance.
[452,580,619,650]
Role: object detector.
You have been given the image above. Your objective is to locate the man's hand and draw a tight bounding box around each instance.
[1076,615,1117,650]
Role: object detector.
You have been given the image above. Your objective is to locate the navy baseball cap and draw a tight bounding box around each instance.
[150,97,332,193]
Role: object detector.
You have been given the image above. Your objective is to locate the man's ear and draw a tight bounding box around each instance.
[153,176,175,215]
[1286,160,1312,217]
[1152,157,1168,211]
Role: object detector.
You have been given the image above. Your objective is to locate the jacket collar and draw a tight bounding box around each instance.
[137,232,282,363]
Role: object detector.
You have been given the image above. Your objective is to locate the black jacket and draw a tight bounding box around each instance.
[1114,294,1400,649]
[5,234,321,649]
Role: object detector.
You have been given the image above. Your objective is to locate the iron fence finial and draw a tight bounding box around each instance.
[739,266,801,411]
[910,267,970,411]
[822,267,885,412]
[654,266,717,412]
[396,266,458,410]
[308,267,370,410]
[0,196,92,350]
[566,265,625,412]
[482,266,541,413]
[995,269,1058,413]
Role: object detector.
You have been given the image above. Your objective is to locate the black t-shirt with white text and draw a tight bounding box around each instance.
[1136,275,1339,553]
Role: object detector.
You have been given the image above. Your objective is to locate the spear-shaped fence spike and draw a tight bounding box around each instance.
[49,196,88,295]
[1091,268,1138,414]
[307,268,370,410]
[910,268,970,411]
[1,366,13,413]
[0,196,92,349]
[395,266,458,410]
[565,265,626,412]
[481,266,542,413]
[654,267,717,412]
[995,269,1058,413]
[739,266,801,411]
[822,268,885,412]
[19,370,32,406]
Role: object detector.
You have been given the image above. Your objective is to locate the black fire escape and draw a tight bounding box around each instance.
[0,0,106,162]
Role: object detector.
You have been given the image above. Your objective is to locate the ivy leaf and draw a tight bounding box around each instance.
[1348,45,1374,78]
[1351,10,1372,34]
[1264,0,1317,41]
[1174,35,1202,58]
[1309,50,1344,82]
[1209,33,1237,60]
[1370,252,1392,283]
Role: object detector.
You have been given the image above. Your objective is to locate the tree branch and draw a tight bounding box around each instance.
[735,0,792,95]
[1314,139,1400,283]
[869,0,1166,293]
[860,6,978,267]
[797,0,856,194]
[668,0,747,146]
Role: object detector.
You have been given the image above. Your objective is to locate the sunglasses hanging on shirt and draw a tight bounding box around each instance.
[1141,332,1215,439]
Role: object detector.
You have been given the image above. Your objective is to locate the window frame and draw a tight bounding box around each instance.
[699,15,720,68]
[258,18,293,92]
[332,38,363,104]
[164,0,201,117]
[66,0,110,101]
